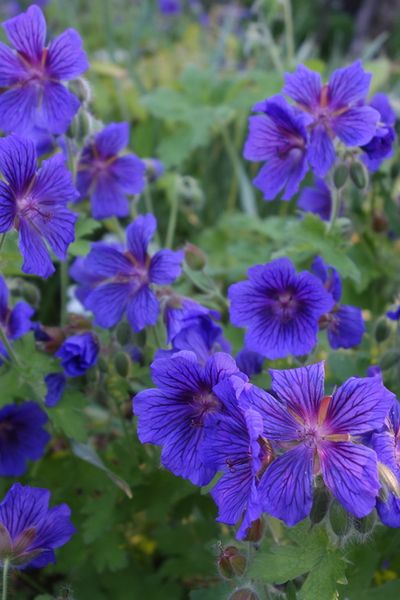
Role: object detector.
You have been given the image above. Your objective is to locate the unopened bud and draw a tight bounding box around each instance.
[310,487,330,525]
[333,164,349,189]
[69,77,92,104]
[328,501,350,537]
[177,176,204,210]
[98,356,109,374]
[218,546,247,579]
[114,352,131,377]
[21,281,41,307]
[380,349,400,371]
[243,517,264,542]
[229,589,259,600]
[144,158,165,182]
[286,581,297,600]
[372,211,389,233]
[378,462,400,497]
[116,321,133,346]
[354,511,376,535]
[184,243,207,271]
[349,161,367,189]
[374,318,391,343]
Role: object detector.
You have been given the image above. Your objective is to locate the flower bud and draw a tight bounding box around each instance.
[349,161,368,189]
[116,321,133,346]
[144,158,165,182]
[380,349,400,371]
[286,581,297,600]
[21,281,41,307]
[177,176,204,210]
[184,243,207,271]
[310,486,330,525]
[333,164,348,189]
[372,211,389,233]
[354,511,376,535]
[328,501,350,537]
[218,546,247,579]
[229,588,259,600]
[243,517,264,542]
[114,352,131,377]
[374,318,391,343]
[68,77,92,104]
[98,356,109,374]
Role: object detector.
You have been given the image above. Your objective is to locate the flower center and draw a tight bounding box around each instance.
[190,391,220,427]
[273,290,298,322]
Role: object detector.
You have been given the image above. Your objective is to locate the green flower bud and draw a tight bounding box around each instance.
[354,511,376,535]
[218,546,247,579]
[116,321,133,346]
[286,581,297,600]
[21,282,41,307]
[333,164,349,189]
[68,77,92,104]
[114,352,131,377]
[349,161,367,189]
[177,176,204,210]
[374,318,391,343]
[328,501,350,537]
[98,356,109,374]
[310,487,330,525]
[184,243,207,271]
[380,349,400,371]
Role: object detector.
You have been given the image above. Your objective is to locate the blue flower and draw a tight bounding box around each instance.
[76,123,146,220]
[82,214,183,332]
[0,401,50,476]
[361,93,396,172]
[0,275,34,361]
[0,483,75,568]
[228,257,334,359]
[0,135,78,278]
[55,331,99,377]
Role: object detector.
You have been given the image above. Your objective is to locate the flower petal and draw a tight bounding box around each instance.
[149,249,183,285]
[0,135,36,195]
[8,301,34,340]
[319,442,379,517]
[85,283,130,328]
[109,155,146,194]
[308,125,336,177]
[18,219,54,278]
[3,5,46,62]
[90,175,129,220]
[31,153,78,203]
[327,305,365,350]
[0,181,16,233]
[297,178,332,221]
[0,41,26,86]
[0,483,50,539]
[333,106,380,147]
[126,213,156,264]
[259,443,314,526]
[95,122,129,159]
[0,86,38,134]
[46,29,89,80]
[126,285,159,332]
[39,82,80,135]
[328,60,372,109]
[85,245,133,278]
[283,64,322,109]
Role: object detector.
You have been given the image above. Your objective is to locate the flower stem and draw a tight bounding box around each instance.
[0,234,6,255]
[2,558,9,600]
[328,187,342,233]
[165,181,179,249]
[282,0,295,67]
[60,261,68,328]
[0,329,20,366]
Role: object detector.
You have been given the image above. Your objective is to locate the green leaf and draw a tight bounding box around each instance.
[49,390,88,442]
[299,550,346,600]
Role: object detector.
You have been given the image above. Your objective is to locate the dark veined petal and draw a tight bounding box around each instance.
[150,352,204,397]
[308,125,336,177]
[258,443,314,526]
[95,122,129,159]
[0,41,26,86]
[8,301,34,340]
[0,86,38,135]
[325,375,395,435]
[0,483,50,540]
[328,60,372,109]
[297,178,332,221]
[85,245,133,279]
[149,249,184,285]
[270,362,325,423]
[46,28,89,80]
[29,503,75,552]
[332,106,380,147]
[126,213,157,264]
[126,285,159,332]
[32,153,79,204]
[3,5,46,61]
[252,148,308,201]
[283,64,322,109]
[204,352,242,388]
[85,283,131,328]
[39,82,80,135]
[44,373,67,408]
[326,305,365,350]
[109,154,146,194]
[319,442,379,517]
[18,219,54,279]
[377,492,400,528]
[0,276,8,321]
[0,135,36,195]
[0,181,15,233]
[90,174,129,220]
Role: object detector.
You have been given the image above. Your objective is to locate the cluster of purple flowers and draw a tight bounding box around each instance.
[244,61,396,202]
[134,356,400,534]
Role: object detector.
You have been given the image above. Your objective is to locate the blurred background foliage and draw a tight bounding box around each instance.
[2,1,400,599]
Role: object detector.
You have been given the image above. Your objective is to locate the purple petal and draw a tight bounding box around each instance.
[259,443,314,526]
[31,153,78,203]
[319,442,379,517]
[308,125,336,177]
[109,154,146,194]
[39,82,80,135]
[85,283,130,328]
[44,373,67,408]
[311,256,342,302]
[149,249,183,285]
[90,175,129,220]
[0,86,38,134]
[0,484,50,540]
[328,60,372,109]
[46,29,89,80]
[269,362,325,424]
[126,285,159,332]
[3,5,46,62]
[297,178,332,221]
[95,123,129,159]
[18,219,54,278]
[85,245,133,278]
[150,352,203,398]
[370,93,396,126]
[204,352,242,388]
[283,64,322,109]
[8,301,34,339]
[0,276,8,320]
[377,493,400,528]
[31,503,75,551]
[126,213,157,264]
[0,41,26,86]
[0,135,36,195]
[326,376,395,435]
[332,106,380,147]
[252,149,308,201]
[326,305,365,350]
[0,181,16,232]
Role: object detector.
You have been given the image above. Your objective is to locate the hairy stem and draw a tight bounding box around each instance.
[0,329,20,366]
[328,187,342,233]
[2,558,9,600]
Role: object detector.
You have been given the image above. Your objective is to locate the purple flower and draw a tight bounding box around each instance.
[55,332,99,377]
[236,348,264,378]
[0,483,75,568]
[371,400,400,527]
[312,256,365,350]
[0,401,50,476]
[44,373,66,407]
[243,95,309,201]
[144,158,165,182]
[248,362,394,525]
[82,214,183,332]
[76,123,146,220]
[0,4,88,135]
[162,294,220,343]
[387,306,400,321]
[283,61,380,176]
[228,257,334,359]
[159,0,182,15]
[157,315,230,364]
[361,94,396,172]
[204,376,263,539]
[0,275,34,361]
[133,351,244,486]
[297,178,332,221]
[0,135,78,278]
